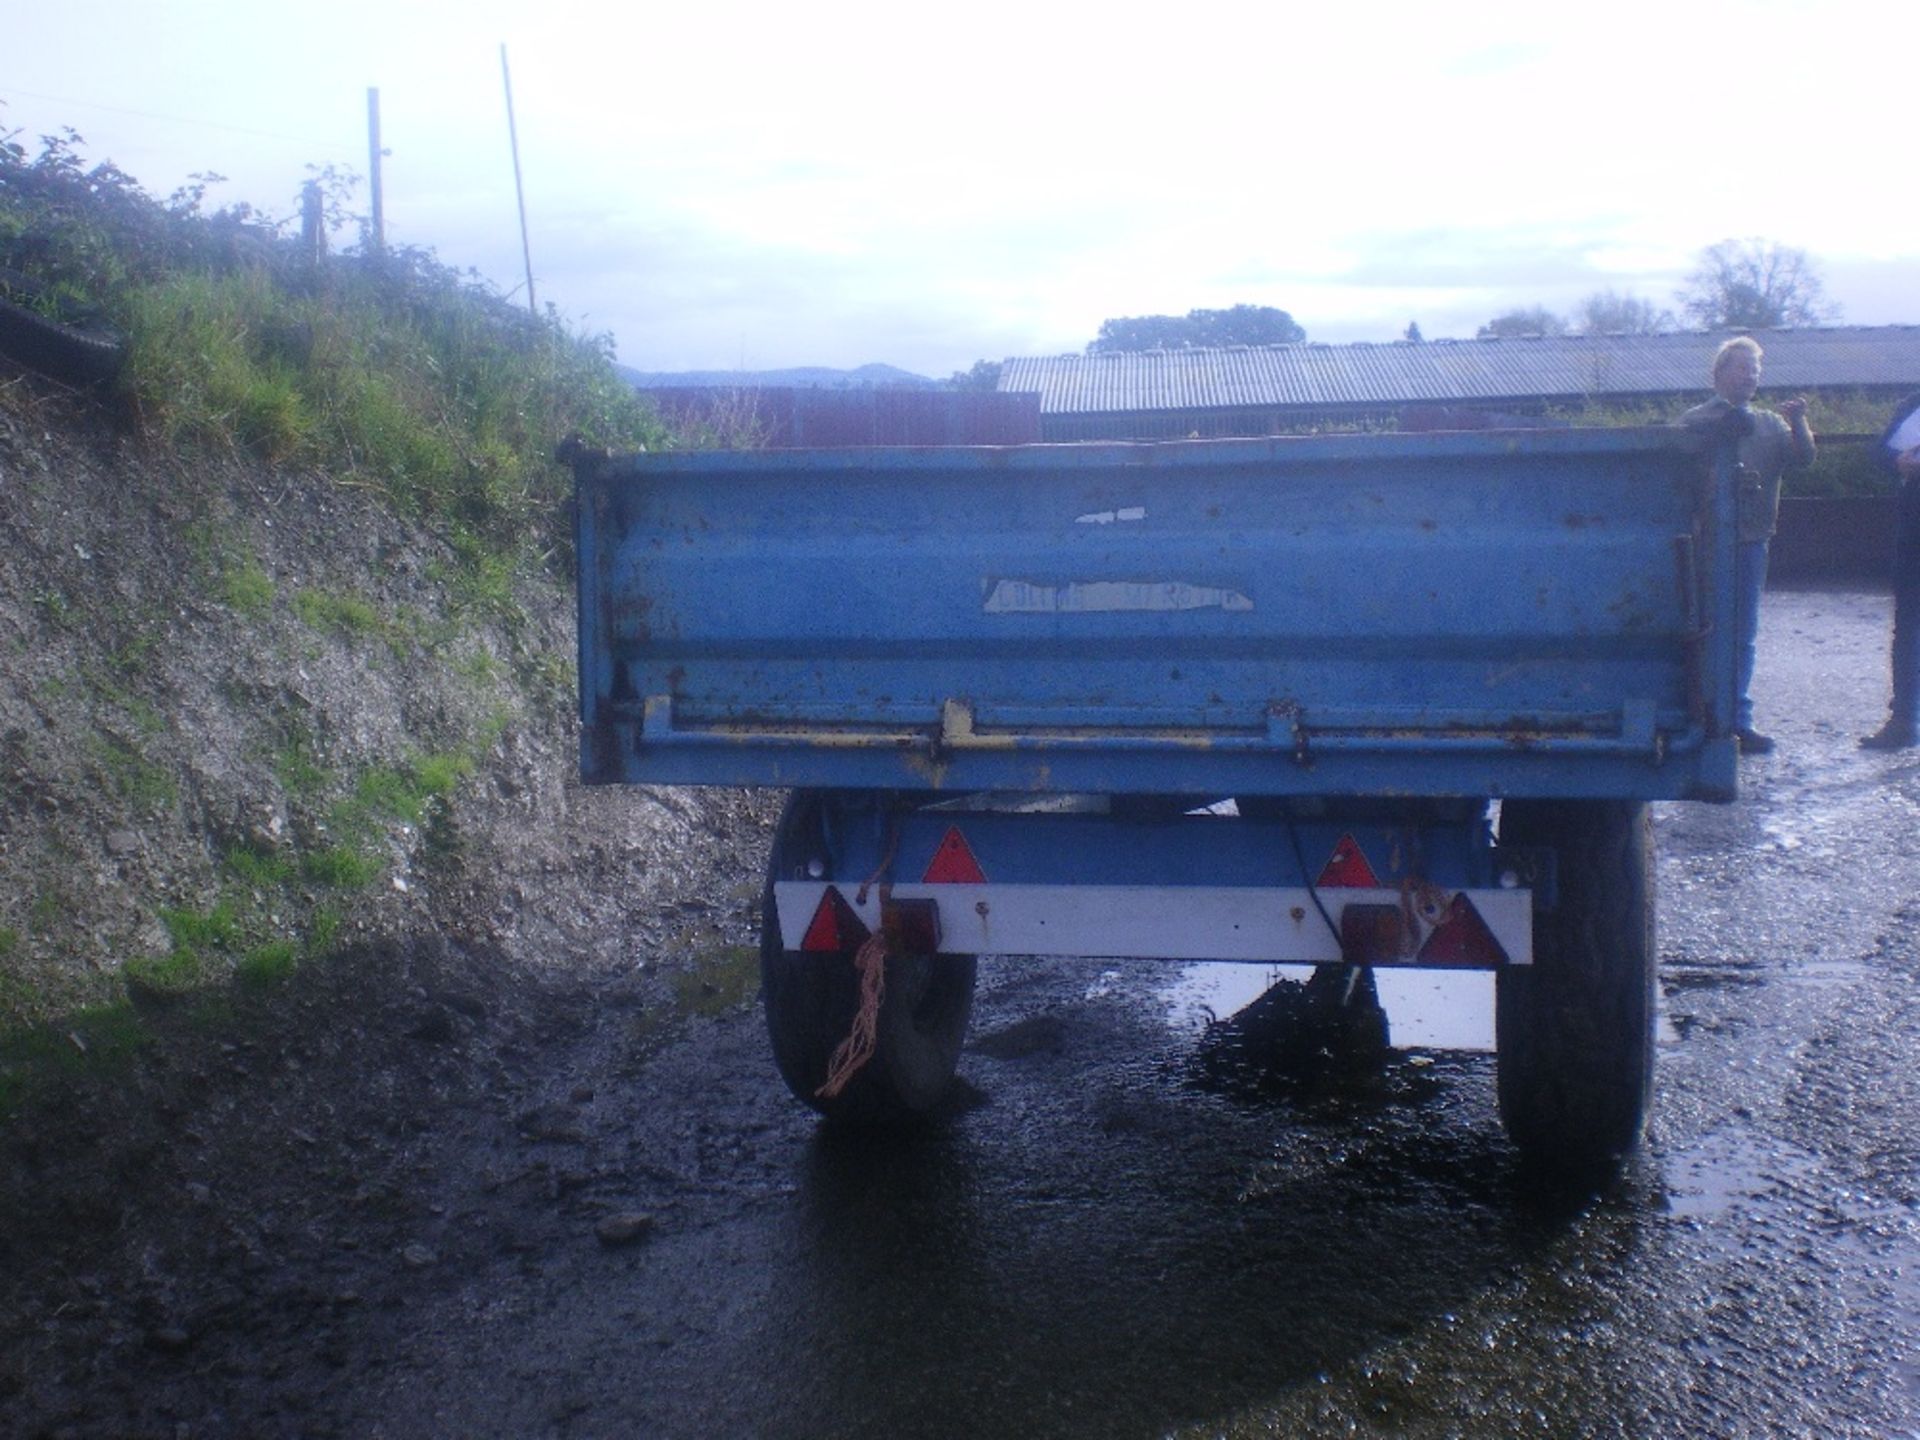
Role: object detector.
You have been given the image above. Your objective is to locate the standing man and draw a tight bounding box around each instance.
[1860,392,1920,750]
[1678,336,1816,754]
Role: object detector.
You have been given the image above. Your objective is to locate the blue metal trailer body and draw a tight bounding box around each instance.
[569,425,1737,1169]
[574,428,1738,803]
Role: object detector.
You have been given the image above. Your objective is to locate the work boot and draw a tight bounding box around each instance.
[1859,718,1920,750]
[1735,727,1775,755]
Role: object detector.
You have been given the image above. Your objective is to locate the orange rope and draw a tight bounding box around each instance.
[815,931,890,1100]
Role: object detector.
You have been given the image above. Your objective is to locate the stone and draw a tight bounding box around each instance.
[594,1212,655,1247]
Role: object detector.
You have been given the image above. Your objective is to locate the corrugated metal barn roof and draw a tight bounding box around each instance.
[999,326,1920,416]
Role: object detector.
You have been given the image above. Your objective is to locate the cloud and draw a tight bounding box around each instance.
[6,0,1914,376]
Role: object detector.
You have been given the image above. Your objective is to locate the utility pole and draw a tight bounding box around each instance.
[366,87,386,257]
[300,179,326,268]
[501,45,536,316]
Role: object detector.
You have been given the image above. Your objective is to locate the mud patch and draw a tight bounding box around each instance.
[970,1013,1071,1060]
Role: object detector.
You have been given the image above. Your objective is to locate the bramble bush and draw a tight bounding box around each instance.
[0,126,671,568]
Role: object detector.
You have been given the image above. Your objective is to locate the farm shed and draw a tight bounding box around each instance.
[999,327,1920,441]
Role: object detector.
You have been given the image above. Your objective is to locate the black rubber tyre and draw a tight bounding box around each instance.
[0,289,125,387]
[759,791,976,1122]
[1495,799,1655,1186]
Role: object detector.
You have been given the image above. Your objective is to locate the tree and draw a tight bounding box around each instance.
[1575,290,1674,335]
[1087,314,1190,352]
[946,359,1002,391]
[1477,306,1567,339]
[1185,305,1306,349]
[1676,238,1839,329]
[1087,304,1305,354]
[1404,320,1424,342]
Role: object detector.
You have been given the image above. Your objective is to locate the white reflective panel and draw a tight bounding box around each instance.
[773,883,1531,967]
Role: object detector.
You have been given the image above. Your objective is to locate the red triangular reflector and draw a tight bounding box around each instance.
[800,887,870,953]
[922,826,987,884]
[1416,894,1509,967]
[1315,833,1380,888]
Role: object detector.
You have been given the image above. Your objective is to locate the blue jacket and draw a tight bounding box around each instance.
[1880,392,1920,479]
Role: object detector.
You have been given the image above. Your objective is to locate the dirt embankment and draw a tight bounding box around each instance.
[0,375,776,1006]
[0,371,778,1434]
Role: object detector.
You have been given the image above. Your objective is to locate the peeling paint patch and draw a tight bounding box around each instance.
[983,580,1253,614]
[1075,506,1147,526]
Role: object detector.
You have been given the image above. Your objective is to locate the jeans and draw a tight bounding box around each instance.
[1888,476,1920,726]
[1736,539,1770,730]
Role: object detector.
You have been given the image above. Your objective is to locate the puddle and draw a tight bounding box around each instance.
[1170,960,1692,1052]
[1661,1125,1821,1219]
[1166,962,1496,1051]
[1789,957,1868,986]
[1894,1260,1920,1405]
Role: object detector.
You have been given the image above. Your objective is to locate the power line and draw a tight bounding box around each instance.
[0,84,343,152]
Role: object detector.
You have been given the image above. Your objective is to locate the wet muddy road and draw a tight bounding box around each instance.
[13,589,1920,1439]
[338,590,1920,1439]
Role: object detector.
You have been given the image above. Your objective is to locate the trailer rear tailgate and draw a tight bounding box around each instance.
[574,428,1737,800]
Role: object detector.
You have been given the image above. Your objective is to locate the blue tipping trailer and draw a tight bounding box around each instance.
[569,426,1740,1180]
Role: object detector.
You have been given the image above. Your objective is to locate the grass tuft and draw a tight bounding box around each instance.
[123,947,216,1001]
[294,587,384,639]
[301,845,383,888]
[220,560,275,616]
[237,940,299,988]
[225,842,296,887]
[159,900,241,953]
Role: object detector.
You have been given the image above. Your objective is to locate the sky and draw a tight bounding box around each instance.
[5,0,1914,379]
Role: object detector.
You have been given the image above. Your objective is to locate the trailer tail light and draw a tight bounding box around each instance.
[881,898,942,955]
[1339,903,1407,964]
[1416,893,1510,967]
[922,826,987,884]
[799,887,870,953]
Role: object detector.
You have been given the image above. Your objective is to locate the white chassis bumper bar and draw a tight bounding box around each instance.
[773,883,1533,967]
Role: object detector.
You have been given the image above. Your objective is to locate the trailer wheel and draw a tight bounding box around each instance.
[759,792,976,1122]
[1495,799,1655,1186]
